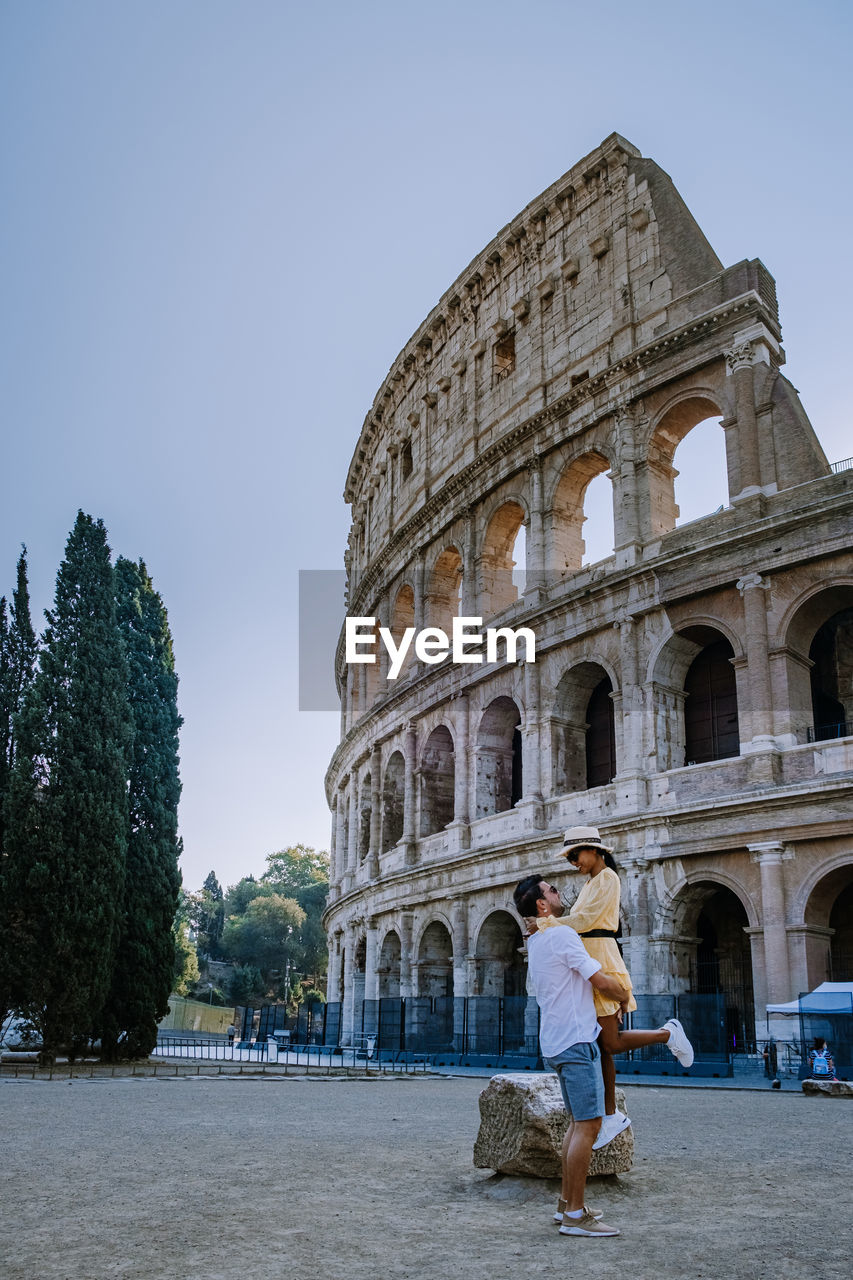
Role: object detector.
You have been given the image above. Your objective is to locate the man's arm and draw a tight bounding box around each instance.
[589,970,630,1004]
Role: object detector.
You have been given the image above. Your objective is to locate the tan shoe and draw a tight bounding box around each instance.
[554,1199,603,1222]
[559,1209,620,1237]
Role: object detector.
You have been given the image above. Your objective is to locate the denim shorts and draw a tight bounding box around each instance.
[544,1040,604,1122]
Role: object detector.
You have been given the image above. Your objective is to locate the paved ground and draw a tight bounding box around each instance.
[1,1073,850,1280]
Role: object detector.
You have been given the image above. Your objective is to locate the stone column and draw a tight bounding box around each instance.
[525,456,546,598]
[461,508,478,616]
[736,572,775,747]
[402,722,418,865]
[328,796,339,901]
[615,612,644,779]
[325,931,340,1006]
[335,783,349,892]
[358,661,368,721]
[452,694,471,844]
[364,917,379,1005]
[612,402,643,563]
[522,657,543,806]
[341,921,356,1045]
[346,775,358,886]
[413,550,426,634]
[451,898,470,997]
[368,745,382,879]
[399,912,415,998]
[726,343,761,497]
[750,843,793,1006]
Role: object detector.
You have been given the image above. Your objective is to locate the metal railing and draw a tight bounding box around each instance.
[830,457,853,473]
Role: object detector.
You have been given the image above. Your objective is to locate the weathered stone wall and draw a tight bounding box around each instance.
[324,134,853,1049]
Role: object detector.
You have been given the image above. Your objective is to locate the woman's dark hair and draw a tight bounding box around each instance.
[813,1037,827,1050]
[514,874,546,918]
[567,845,619,874]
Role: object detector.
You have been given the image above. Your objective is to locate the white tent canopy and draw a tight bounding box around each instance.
[766,981,853,1015]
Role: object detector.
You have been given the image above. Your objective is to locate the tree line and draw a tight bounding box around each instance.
[178,844,329,1009]
[0,513,181,1063]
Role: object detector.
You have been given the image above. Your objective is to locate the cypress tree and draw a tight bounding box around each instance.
[99,558,182,1060]
[0,549,38,1021]
[0,548,37,846]
[4,514,130,1062]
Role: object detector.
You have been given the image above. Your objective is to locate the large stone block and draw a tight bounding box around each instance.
[473,1073,633,1177]
[802,1079,853,1098]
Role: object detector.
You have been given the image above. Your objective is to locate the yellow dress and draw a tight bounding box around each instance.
[537,867,636,1018]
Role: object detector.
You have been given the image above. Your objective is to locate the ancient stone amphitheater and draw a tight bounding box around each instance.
[324,133,852,1056]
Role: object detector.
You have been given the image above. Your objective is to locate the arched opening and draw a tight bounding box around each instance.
[781,586,853,743]
[830,884,853,982]
[420,725,455,836]
[648,396,726,537]
[381,751,405,852]
[426,547,463,634]
[388,584,416,680]
[684,636,740,764]
[551,662,616,793]
[378,930,401,998]
[476,696,522,817]
[804,864,853,988]
[581,471,616,565]
[673,415,727,525]
[809,607,853,741]
[416,920,453,997]
[357,773,372,862]
[473,911,526,997]
[550,451,612,573]
[480,501,526,616]
[668,880,755,1053]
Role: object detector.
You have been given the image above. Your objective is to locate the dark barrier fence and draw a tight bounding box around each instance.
[229,992,732,1072]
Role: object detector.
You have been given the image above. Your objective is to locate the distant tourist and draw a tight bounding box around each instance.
[808,1037,836,1080]
[226,1023,236,1045]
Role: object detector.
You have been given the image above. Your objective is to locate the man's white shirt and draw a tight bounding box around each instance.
[526,923,602,1058]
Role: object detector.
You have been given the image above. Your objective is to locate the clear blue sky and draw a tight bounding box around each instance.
[1,1,850,891]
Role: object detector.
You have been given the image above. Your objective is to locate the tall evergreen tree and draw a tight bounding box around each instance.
[0,549,38,1022]
[0,548,37,846]
[4,514,130,1062]
[99,558,182,1060]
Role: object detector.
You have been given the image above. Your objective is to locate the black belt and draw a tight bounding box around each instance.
[579,929,618,938]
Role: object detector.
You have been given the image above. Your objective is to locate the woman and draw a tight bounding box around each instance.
[534,826,694,1150]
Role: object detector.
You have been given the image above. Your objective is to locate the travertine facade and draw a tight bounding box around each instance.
[324,134,853,1049]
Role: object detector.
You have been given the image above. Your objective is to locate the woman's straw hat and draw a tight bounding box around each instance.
[560,825,614,861]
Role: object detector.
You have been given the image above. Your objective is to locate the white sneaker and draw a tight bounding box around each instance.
[663,1017,694,1068]
[592,1109,632,1150]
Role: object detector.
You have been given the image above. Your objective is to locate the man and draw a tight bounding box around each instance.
[513,872,630,1238]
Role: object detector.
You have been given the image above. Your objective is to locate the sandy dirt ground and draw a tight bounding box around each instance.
[1,1073,851,1280]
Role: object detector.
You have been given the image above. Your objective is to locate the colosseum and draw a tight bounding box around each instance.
[323,133,852,1068]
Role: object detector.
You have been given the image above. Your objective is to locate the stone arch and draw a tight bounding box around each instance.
[377,928,401,998]
[645,393,727,537]
[549,450,613,572]
[550,660,618,793]
[479,500,527,617]
[381,751,405,852]
[779,584,853,743]
[420,724,455,836]
[476,696,522,817]
[426,546,463,633]
[416,918,454,997]
[656,874,758,1051]
[649,623,740,771]
[473,909,526,997]
[801,860,853,988]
